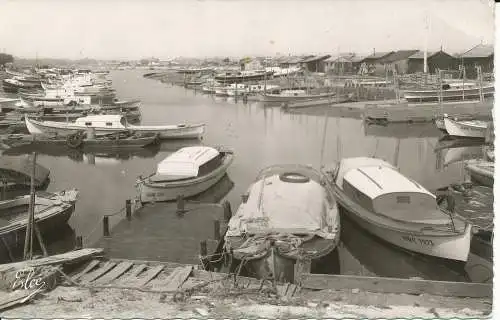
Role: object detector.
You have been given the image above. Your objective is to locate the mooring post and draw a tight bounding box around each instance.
[126,199,132,221]
[200,240,208,257]
[223,200,232,222]
[176,195,186,215]
[213,220,220,240]
[103,216,110,237]
[75,236,83,249]
[1,180,6,201]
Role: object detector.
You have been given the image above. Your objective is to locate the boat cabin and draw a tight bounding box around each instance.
[336,157,450,224]
[151,146,223,181]
[74,115,127,129]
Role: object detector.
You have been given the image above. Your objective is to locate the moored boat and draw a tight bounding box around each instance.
[0,189,78,245]
[135,146,234,203]
[25,115,205,140]
[259,90,336,103]
[322,157,472,265]
[442,117,489,139]
[0,156,50,189]
[223,164,341,283]
[465,160,494,188]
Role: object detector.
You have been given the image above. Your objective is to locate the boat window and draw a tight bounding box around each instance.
[85,122,92,126]
[106,122,113,126]
[197,153,224,177]
[396,195,411,204]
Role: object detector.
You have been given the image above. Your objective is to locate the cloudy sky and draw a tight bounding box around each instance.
[0,0,495,60]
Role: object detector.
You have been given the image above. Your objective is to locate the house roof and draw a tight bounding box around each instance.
[278,56,304,64]
[379,50,420,63]
[408,50,455,60]
[460,44,494,59]
[362,51,394,62]
[300,55,331,63]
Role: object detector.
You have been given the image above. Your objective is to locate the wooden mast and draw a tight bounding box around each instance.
[23,153,37,260]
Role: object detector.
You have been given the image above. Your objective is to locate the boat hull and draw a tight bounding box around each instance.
[137,153,233,203]
[25,117,205,140]
[337,202,471,263]
[466,161,494,188]
[443,118,487,138]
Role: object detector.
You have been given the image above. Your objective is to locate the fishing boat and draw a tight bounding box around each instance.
[214,70,274,83]
[0,131,159,150]
[135,146,234,203]
[465,160,494,188]
[223,164,341,283]
[0,156,50,189]
[283,94,354,109]
[25,115,205,140]
[0,189,79,244]
[322,157,472,265]
[442,116,489,139]
[403,82,495,103]
[259,90,336,103]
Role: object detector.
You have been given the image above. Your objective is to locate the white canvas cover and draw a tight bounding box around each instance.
[155,146,219,179]
[226,173,338,239]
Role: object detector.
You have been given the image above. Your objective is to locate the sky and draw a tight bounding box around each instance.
[0,0,495,60]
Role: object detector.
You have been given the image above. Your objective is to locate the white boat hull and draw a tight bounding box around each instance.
[137,166,228,203]
[443,118,487,138]
[25,117,205,140]
[342,208,472,262]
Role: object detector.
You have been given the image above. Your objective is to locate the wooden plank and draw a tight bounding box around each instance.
[300,273,493,298]
[93,262,134,285]
[151,266,193,292]
[135,265,165,287]
[294,259,311,285]
[0,248,105,273]
[71,260,101,281]
[79,262,117,284]
[0,290,39,311]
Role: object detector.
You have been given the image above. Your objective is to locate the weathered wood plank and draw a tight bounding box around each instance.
[0,249,104,273]
[93,262,134,285]
[300,273,493,298]
[151,266,192,292]
[294,259,311,284]
[71,260,101,282]
[135,265,164,287]
[0,290,39,311]
[79,262,117,284]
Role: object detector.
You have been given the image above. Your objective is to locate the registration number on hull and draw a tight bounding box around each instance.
[402,235,434,246]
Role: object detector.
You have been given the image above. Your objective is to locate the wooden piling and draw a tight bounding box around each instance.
[223,200,232,221]
[213,220,220,240]
[103,216,110,237]
[200,240,208,257]
[34,223,48,257]
[1,180,6,201]
[176,195,186,214]
[76,236,83,249]
[126,199,132,221]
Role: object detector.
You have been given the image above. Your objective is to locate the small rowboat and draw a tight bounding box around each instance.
[443,117,489,139]
[465,160,494,188]
[223,165,341,283]
[0,131,159,150]
[322,157,472,266]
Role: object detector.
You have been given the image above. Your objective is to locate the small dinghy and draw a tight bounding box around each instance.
[135,146,234,203]
[1,130,159,150]
[223,165,341,283]
[322,157,472,266]
[0,156,50,190]
[465,159,494,188]
[0,189,78,243]
[443,116,489,139]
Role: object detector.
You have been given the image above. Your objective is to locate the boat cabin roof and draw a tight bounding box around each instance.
[336,157,434,200]
[75,114,125,124]
[155,146,220,178]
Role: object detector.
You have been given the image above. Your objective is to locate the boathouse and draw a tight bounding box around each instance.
[359,51,394,76]
[458,44,494,79]
[300,55,331,73]
[324,54,365,75]
[377,50,420,75]
[278,56,304,69]
[407,50,458,74]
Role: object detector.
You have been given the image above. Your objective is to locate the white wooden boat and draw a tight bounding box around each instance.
[322,157,472,264]
[465,160,494,188]
[443,117,489,139]
[25,115,205,140]
[0,189,78,242]
[403,83,495,103]
[135,146,234,203]
[224,164,340,283]
[259,90,335,103]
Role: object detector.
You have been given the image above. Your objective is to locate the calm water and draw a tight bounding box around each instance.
[1,70,491,281]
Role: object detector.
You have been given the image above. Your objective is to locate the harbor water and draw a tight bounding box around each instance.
[1,70,492,282]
